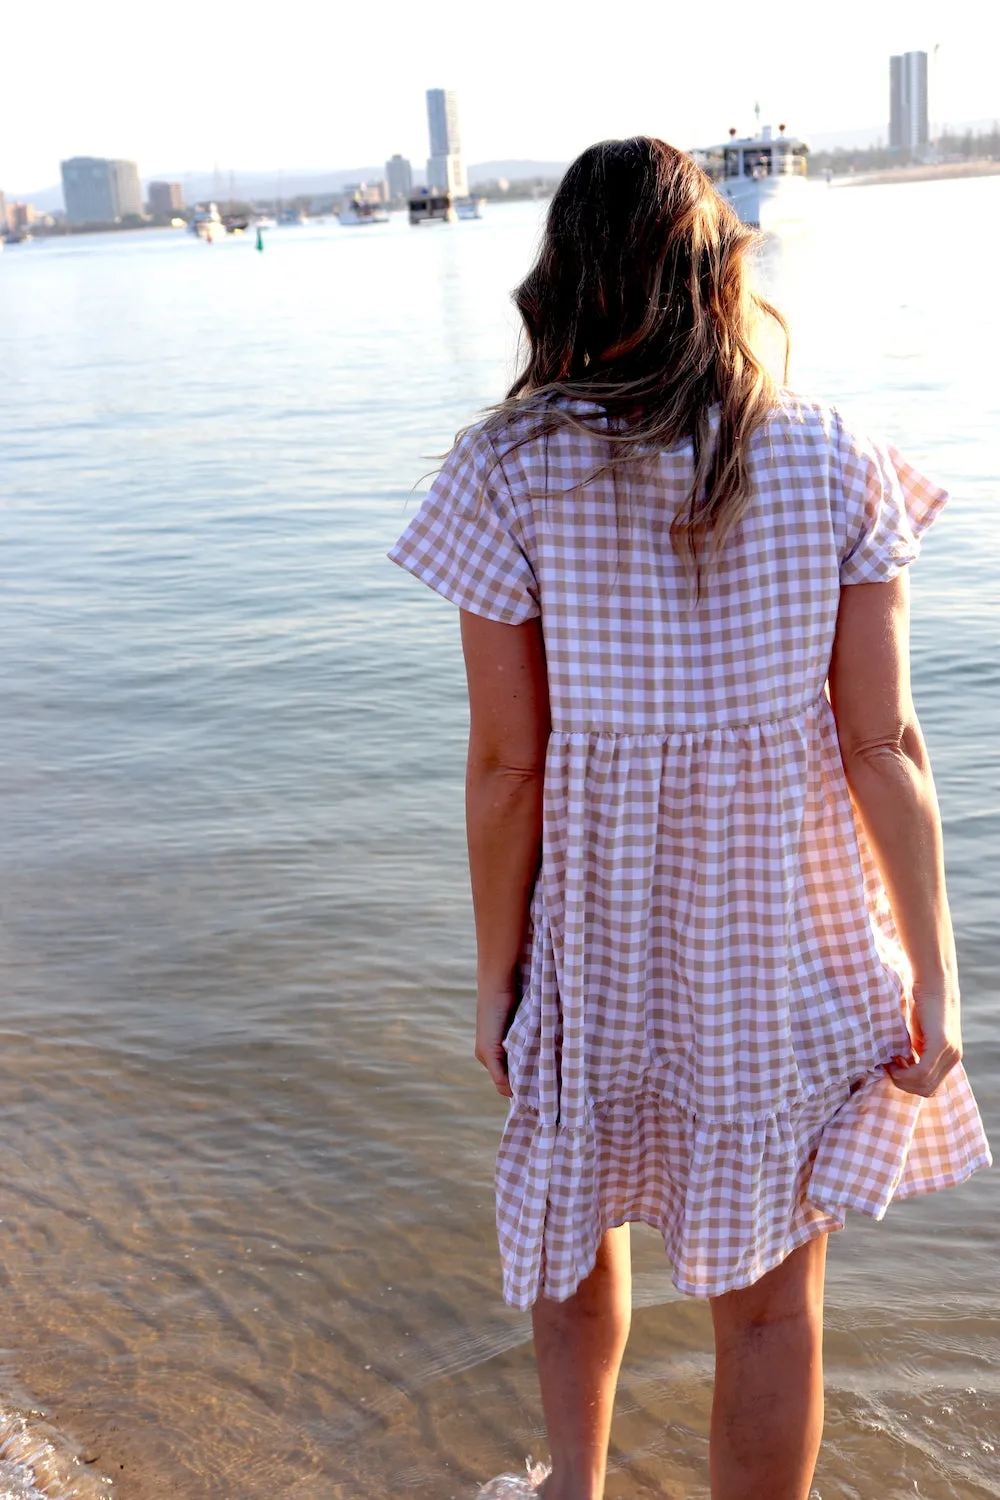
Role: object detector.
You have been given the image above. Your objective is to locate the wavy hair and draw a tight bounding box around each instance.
[484,136,789,587]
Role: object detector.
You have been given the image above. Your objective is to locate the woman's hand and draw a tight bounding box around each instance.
[475,985,519,1099]
[888,978,963,1098]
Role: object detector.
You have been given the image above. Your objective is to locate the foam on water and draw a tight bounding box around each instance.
[0,1410,112,1500]
[0,1463,42,1500]
[475,1460,549,1498]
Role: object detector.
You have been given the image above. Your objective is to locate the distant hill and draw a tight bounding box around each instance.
[807,117,999,151]
[800,125,885,151]
[468,159,569,185]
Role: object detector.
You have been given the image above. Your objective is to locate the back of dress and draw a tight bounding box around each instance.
[389,394,990,1309]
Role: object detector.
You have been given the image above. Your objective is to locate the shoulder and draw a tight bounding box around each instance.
[756,393,907,493]
[770,390,897,459]
[431,417,521,509]
[763,389,843,448]
[455,399,611,503]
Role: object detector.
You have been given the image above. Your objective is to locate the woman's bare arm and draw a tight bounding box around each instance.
[829,571,962,1097]
[460,610,550,1096]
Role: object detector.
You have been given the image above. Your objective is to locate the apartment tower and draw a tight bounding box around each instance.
[385,154,413,200]
[61,157,143,223]
[889,51,929,154]
[425,88,468,198]
[148,181,185,216]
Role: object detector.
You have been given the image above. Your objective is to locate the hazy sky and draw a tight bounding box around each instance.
[6,0,998,191]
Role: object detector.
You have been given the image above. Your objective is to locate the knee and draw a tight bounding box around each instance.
[714,1296,818,1354]
[711,1243,827,1350]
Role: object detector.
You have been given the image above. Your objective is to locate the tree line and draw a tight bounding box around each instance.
[808,123,1000,175]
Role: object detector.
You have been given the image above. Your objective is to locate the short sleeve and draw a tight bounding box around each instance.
[834,411,949,586]
[388,427,540,624]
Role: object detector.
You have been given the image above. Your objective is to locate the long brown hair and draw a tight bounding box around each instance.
[485,136,789,584]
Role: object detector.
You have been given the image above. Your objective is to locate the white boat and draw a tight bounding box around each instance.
[692,125,810,229]
[338,199,389,226]
[455,196,486,220]
[189,203,225,241]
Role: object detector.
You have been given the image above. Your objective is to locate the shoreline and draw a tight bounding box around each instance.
[828,159,1000,188]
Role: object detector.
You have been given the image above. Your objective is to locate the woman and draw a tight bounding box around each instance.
[388,138,990,1500]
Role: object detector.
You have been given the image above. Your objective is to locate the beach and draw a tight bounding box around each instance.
[831,158,1000,188]
[0,178,997,1498]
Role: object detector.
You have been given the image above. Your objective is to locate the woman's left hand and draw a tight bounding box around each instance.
[475,986,519,1099]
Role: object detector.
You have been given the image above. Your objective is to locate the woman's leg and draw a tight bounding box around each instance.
[709,1233,828,1500]
[533,1224,632,1500]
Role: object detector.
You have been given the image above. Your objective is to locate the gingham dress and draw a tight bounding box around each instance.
[389,394,991,1308]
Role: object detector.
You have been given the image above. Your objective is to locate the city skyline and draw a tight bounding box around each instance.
[4,0,996,195]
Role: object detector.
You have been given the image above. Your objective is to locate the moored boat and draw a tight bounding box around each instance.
[454,195,486,220]
[408,189,456,225]
[189,203,225,241]
[692,125,810,229]
[338,198,389,226]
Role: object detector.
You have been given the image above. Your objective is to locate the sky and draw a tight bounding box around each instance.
[6,0,998,193]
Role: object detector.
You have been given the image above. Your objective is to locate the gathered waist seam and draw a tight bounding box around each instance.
[549,689,828,742]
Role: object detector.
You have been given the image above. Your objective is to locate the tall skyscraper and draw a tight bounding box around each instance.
[427,89,461,158]
[889,52,929,154]
[425,88,468,198]
[386,154,413,200]
[61,157,143,222]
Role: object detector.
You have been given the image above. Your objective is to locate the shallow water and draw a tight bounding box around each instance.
[0,180,997,1498]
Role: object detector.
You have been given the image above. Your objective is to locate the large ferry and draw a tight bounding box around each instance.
[692,124,810,229]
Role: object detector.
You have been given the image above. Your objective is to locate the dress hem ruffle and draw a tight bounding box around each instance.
[495,1063,991,1310]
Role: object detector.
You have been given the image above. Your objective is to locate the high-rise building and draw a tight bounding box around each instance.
[110,159,143,217]
[386,154,413,200]
[7,202,36,231]
[427,88,461,158]
[61,157,143,223]
[425,88,468,198]
[148,181,185,216]
[889,51,929,154]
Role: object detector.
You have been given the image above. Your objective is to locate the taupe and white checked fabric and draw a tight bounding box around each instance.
[389,394,991,1307]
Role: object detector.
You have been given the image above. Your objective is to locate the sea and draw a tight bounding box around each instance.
[0,180,997,1500]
